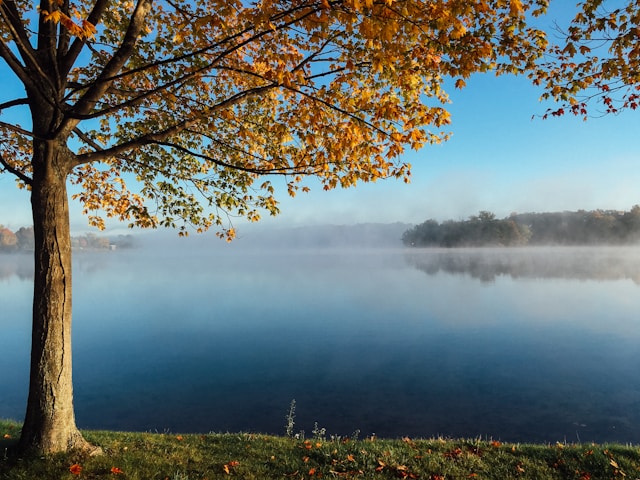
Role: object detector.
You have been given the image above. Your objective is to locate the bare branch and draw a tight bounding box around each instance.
[0,1,39,69]
[0,33,37,92]
[0,4,61,97]
[0,98,29,111]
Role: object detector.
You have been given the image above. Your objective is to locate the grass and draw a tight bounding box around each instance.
[2,419,640,479]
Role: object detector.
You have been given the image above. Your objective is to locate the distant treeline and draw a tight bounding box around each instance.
[402,207,640,247]
[0,225,134,252]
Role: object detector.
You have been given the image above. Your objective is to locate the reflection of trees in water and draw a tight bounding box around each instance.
[405,247,640,284]
[0,253,34,281]
[0,252,111,281]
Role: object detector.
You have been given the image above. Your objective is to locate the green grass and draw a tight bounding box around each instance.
[2,419,640,479]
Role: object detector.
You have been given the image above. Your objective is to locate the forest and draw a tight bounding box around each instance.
[0,225,134,252]
[402,207,640,247]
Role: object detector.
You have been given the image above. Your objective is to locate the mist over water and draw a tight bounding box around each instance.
[2,236,640,443]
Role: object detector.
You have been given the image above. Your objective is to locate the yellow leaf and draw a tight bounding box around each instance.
[42,9,62,23]
[510,0,523,17]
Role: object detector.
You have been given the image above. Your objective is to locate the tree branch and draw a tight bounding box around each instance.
[0,98,29,111]
[0,1,39,71]
[1,4,62,98]
[59,0,153,136]
[62,1,323,123]
[56,0,73,64]
[59,0,111,77]
[0,151,32,185]
[0,31,37,92]
[37,0,60,74]
[0,120,35,137]
[73,82,273,165]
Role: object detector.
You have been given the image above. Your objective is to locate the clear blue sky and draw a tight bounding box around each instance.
[1,2,639,233]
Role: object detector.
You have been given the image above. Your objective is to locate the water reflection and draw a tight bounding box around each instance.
[405,246,640,283]
[0,253,33,281]
[2,246,640,444]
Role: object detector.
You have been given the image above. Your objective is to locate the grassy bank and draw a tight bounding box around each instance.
[2,419,639,479]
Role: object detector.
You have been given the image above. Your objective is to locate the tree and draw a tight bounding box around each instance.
[15,226,34,250]
[0,0,548,453]
[534,0,640,118]
[0,225,18,250]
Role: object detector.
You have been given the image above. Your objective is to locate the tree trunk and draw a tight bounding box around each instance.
[18,140,98,454]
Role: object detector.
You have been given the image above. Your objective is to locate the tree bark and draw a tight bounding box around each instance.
[18,139,98,454]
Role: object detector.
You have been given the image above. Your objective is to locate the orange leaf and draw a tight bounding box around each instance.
[69,464,82,475]
[510,0,523,16]
[309,467,316,475]
[111,467,124,475]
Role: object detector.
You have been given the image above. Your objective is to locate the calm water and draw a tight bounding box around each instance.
[2,244,640,444]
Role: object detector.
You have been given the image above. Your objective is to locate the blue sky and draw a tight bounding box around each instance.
[2,2,640,233]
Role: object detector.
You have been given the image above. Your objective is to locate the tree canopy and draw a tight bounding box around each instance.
[534,0,640,118]
[1,0,548,239]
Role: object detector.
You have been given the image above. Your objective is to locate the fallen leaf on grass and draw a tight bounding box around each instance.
[444,448,463,459]
[69,464,82,475]
[111,467,124,475]
[223,461,240,474]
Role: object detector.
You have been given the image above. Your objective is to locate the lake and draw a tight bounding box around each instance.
[2,241,640,444]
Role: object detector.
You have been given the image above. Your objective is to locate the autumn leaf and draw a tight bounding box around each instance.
[510,0,524,17]
[110,467,124,475]
[223,460,239,474]
[69,464,82,475]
